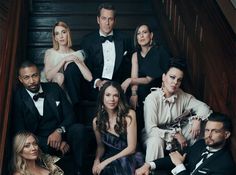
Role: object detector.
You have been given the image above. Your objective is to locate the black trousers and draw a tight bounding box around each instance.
[37,123,85,173]
[64,62,83,105]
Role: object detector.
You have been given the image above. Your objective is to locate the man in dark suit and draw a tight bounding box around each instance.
[13,61,85,174]
[135,112,236,175]
[64,3,133,103]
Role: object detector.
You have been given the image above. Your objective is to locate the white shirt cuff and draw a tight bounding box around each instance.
[148,162,156,170]
[94,78,100,89]
[171,164,186,175]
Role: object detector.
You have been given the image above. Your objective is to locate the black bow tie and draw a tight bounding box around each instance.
[33,92,45,101]
[201,149,215,162]
[100,35,114,43]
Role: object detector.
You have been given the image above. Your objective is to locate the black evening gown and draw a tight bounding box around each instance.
[100,131,143,175]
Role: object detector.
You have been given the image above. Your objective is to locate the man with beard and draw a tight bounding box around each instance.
[135,112,236,175]
[13,61,85,175]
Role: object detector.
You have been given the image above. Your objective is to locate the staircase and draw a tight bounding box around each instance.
[26,0,161,174]
[27,0,161,71]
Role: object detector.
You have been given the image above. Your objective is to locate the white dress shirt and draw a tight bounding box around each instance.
[26,86,44,116]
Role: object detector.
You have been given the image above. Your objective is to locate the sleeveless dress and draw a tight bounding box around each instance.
[41,48,85,82]
[137,45,170,103]
[100,131,143,175]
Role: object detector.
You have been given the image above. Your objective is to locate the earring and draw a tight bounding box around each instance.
[149,39,153,46]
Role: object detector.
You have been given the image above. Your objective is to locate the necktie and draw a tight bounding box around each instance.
[100,35,114,43]
[33,92,45,101]
[200,149,214,162]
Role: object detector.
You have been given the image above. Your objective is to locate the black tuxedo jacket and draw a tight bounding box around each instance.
[81,29,133,85]
[13,82,75,137]
[154,139,236,175]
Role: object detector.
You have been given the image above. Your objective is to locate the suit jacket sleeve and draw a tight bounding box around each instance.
[80,33,99,85]
[13,90,27,134]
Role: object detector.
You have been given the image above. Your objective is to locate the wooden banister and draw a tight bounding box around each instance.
[151,0,236,160]
[0,0,28,174]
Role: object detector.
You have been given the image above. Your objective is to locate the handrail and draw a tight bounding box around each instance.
[0,0,28,174]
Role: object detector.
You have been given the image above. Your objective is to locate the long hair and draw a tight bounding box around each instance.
[95,81,131,135]
[12,131,41,175]
[52,21,72,50]
[134,24,155,51]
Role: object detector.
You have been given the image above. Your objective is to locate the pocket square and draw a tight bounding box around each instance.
[56,101,60,106]
[123,51,127,56]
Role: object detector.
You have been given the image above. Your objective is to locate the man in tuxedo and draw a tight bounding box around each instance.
[64,2,133,102]
[13,61,85,174]
[135,112,236,175]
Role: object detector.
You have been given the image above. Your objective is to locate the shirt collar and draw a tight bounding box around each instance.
[99,30,113,37]
[26,85,43,99]
[206,146,222,153]
[161,88,178,103]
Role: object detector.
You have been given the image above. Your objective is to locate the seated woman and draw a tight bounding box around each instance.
[92,81,143,175]
[12,131,63,175]
[121,24,170,137]
[43,21,92,104]
[143,58,212,162]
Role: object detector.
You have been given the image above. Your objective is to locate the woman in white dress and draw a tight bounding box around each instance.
[43,21,92,88]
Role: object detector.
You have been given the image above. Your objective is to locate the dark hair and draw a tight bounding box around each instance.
[165,57,186,74]
[134,24,155,51]
[97,3,116,18]
[95,81,131,135]
[208,112,233,132]
[18,60,38,75]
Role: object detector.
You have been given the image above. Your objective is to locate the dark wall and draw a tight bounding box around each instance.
[27,0,157,71]
[151,0,236,159]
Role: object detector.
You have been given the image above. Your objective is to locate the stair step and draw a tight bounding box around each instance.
[28,15,157,29]
[31,1,152,15]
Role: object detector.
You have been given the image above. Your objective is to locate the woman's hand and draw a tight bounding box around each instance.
[63,54,76,70]
[190,118,201,139]
[64,54,76,63]
[92,159,100,175]
[121,78,131,93]
[93,160,108,175]
[130,95,138,110]
[174,132,187,149]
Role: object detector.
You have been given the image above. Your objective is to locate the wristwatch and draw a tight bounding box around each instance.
[56,126,66,134]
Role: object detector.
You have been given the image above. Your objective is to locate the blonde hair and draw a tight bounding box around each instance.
[12,132,41,175]
[52,21,72,50]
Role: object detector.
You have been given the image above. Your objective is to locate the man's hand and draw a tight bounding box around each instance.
[47,130,62,150]
[169,151,186,166]
[59,141,70,155]
[135,163,150,175]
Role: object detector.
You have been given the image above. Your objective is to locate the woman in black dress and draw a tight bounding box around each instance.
[92,81,143,175]
[121,24,170,131]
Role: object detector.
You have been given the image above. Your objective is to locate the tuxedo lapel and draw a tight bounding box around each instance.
[192,148,225,175]
[42,85,59,120]
[95,31,104,65]
[114,35,124,72]
[21,89,40,118]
